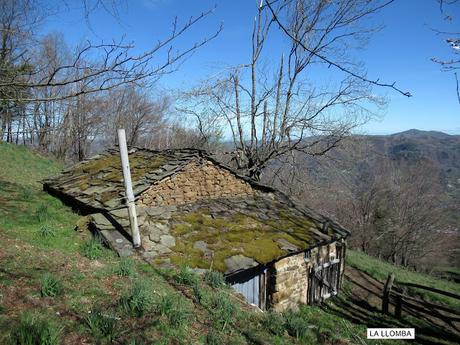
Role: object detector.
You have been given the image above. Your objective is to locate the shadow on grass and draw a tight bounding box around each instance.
[323,270,460,345]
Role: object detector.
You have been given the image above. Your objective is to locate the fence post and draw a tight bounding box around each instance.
[395,287,406,319]
[382,272,395,314]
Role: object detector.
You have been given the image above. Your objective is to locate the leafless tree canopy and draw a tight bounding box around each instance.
[0,0,221,158]
[179,0,403,180]
[432,0,460,104]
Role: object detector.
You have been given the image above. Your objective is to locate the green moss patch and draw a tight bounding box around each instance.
[74,152,165,188]
[169,202,316,273]
[45,149,167,209]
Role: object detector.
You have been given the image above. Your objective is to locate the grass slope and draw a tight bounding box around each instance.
[347,250,460,309]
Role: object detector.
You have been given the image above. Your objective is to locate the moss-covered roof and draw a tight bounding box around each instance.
[43,148,211,210]
[165,193,347,274]
[44,147,350,274]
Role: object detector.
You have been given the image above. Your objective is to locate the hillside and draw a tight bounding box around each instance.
[286,129,460,233]
[369,129,460,201]
[0,142,459,344]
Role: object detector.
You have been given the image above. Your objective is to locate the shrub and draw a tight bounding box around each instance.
[86,308,119,343]
[204,270,225,289]
[115,258,135,277]
[174,266,199,286]
[120,280,153,317]
[263,310,285,336]
[283,310,312,340]
[211,292,236,331]
[35,204,49,223]
[82,237,104,260]
[38,224,56,238]
[40,273,63,297]
[10,312,61,345]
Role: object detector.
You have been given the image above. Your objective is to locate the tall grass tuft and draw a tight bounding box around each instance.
[155,293,191,328]
[119,280,153,317]
[204,270,225,289]
[115,258,135,277]
[206,329,226,345]
[192,283,210,306]
[85,307,119,343]
[166,298,191,328]
[82,236,104,260]
[40,273,63,297]
[20,188,33,200]
[155,294,175,316]
[262,310,285,336]
[174,266,199,286]
[38,224,56,238]
[283,310,313,341]
[10,312,61,345]
[35,204,49,223]
[211,292,236,331]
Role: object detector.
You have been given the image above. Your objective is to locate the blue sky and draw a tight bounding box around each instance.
[42,0,459,135]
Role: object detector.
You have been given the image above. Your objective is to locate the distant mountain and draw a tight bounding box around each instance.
[266,129,460,230]
[366,129,460,199]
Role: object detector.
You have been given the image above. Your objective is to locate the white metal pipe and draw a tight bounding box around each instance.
[117,129,141,248]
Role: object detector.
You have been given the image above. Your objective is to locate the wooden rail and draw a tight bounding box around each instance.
[381,272,460,333]
[397,281,460,301]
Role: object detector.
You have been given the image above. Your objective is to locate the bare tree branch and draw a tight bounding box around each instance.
[265,0,412,97]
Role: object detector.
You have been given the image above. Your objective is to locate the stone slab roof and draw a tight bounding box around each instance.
[43,148,223,210]
[157,192,348,274]
[43,147,350,275]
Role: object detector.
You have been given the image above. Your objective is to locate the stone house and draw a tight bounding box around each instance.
[43,148,350,311]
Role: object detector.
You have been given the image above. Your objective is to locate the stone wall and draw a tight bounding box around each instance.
[269,242,341,312]
[138,159,253,207]
[269,252,309,311]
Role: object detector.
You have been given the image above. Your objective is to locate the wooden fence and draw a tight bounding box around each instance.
[381,273,460,333]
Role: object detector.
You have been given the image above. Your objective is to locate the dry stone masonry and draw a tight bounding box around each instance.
[138,160,253,207]
[269,243,341,311]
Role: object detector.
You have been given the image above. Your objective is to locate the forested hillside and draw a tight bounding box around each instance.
[265,130,460,272]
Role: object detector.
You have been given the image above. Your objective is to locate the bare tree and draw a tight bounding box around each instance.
[431,0,460,104]
[0,0,222,159]
[180,0,405,180]
[0,2,221,102]
[265,138,453,270]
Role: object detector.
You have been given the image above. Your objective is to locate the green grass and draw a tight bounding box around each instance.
[0,142,62,186]
[347,249,460,309]
[119,280,154,317]
[114,257,135,277]
[38,223,56,238]
[9,312,61,345]
[81,236,107,260]
[40,273,64,297]
[204,270,226,289]
[85,307,120,343]
[174,266,200,286]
